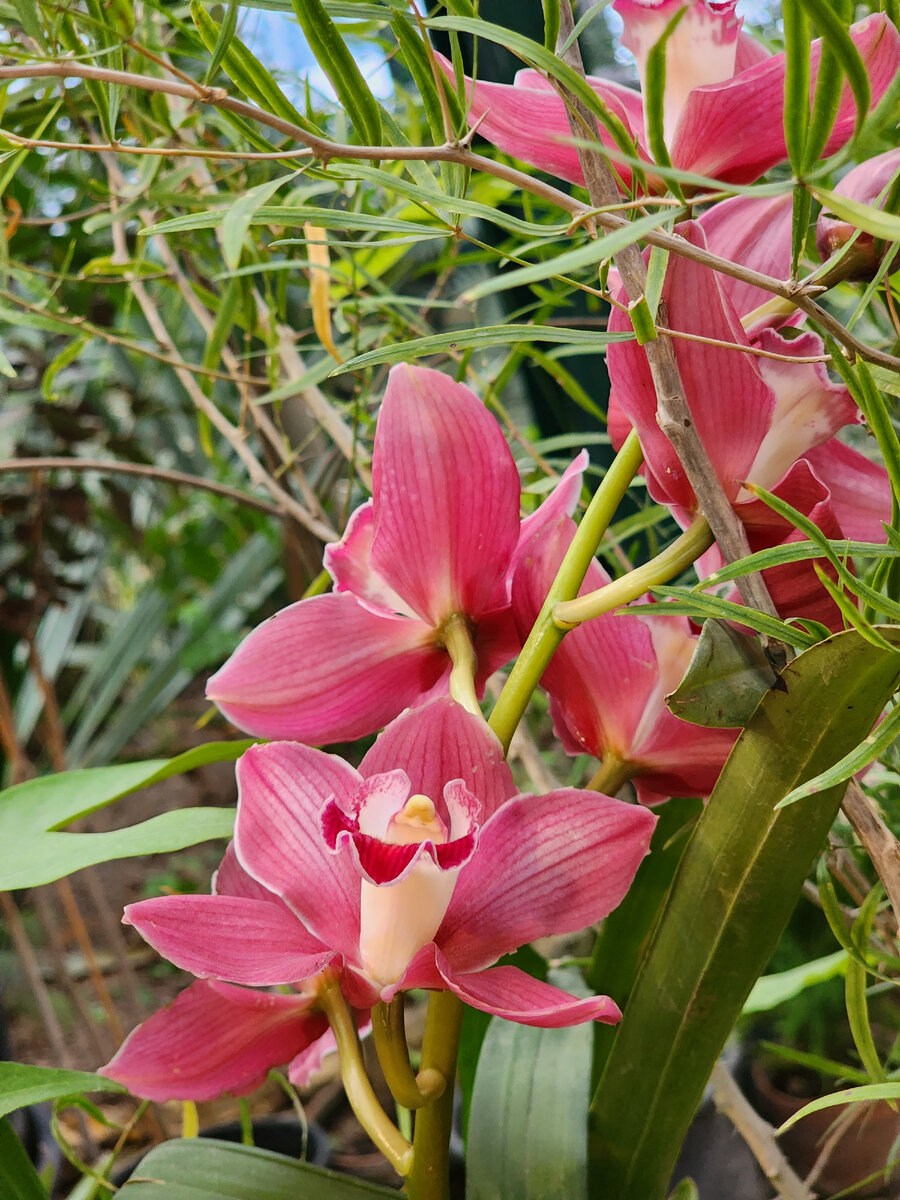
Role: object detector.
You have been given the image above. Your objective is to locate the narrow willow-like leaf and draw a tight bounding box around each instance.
[812,185,900,241]
[467,970,591,1200]
[796,0,870,145]
[145,205,447,238]
[782,1,811,174]
[777,699,900,809]
[331,326,633,374]
[700,539,899,587]
[291,0,382,146]
[204,0,239,85]
[222,173,299,269]
[643,7,686,178]
[0,1064,124,1119]
[846,886,888,1084]
[461,208,683,301]
[117,1139,398,1199]
[191,0,318,133]
[801,0,850,167]
[648,587,819,648]
[588,627,900,1200]
[778,1082,900,1132]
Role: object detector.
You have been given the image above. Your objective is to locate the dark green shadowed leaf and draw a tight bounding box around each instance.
[0,1118,47,1200]
[666,619,780,729]
[588,627,900,1200]
[117,1138,397,1198]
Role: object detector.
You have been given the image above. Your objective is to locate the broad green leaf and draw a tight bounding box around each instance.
[0,1064,124,1119]
[589,627,900,1200]
[222,173,300,270]
[812,185,900,242]
[291,0,382,147]
[114,1138,397,1198]
[666,619,779,729]
[588,797,701,1084]
[0,740,250,888]
[0,1118,47,1200]
[742,950,848,1014]
[460,209,684,301]
[667,1181,699,1200]
[467,970,592,1200]
[778,1082,900,1133]
[332,326,632,374]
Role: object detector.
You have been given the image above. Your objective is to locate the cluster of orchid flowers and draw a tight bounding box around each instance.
[101,0,900,1175]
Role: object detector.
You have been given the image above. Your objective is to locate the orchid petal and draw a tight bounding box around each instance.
[803,439,891,543]
[324,501,418,619]
[369,364,521,627]
[123,895,334,986]
[608,222,773,511]
[206,592,445,744]
[235,742,362,958]
[360,696,516,821]
[100,980,326,1102]
[748,329,858,490]
[615,0,741,145]
[734,30,771,72]
[213,842,284,905]
[437,956,622,1028]
[439,55,643,188]
[672,14,900,184]
[438,787,654,974]
[817,148,900,274]
[697,192,794,322]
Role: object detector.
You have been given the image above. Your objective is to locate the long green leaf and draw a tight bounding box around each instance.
[0,1064,124,1119]
[461,208,684,301]
[796,0,870,146]
[846,886,888,1084]
[588,627,900,1200]
[467,970,592,1200]
[0,1118,47,1200]
[812,185,900,241]
[291,0,382,146]
[331,325,632,374]
[648,587,820,648]
[742,950,848,1015]
[778,1082,900,1132]
[115,1138,397,1198]
[222,173,300,270]
[0,740,250,888]
[782,1,811,174]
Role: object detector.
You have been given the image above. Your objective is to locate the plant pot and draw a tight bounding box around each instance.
[751,1060,900,1198]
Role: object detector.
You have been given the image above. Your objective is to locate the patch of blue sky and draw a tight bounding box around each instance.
[238,7,394,104]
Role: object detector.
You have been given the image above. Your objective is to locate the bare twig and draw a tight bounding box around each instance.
[709,1061,815,1200]
[843,779,900,939]
[1,457,283,516]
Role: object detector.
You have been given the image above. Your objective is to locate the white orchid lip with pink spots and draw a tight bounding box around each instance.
[101,699,655,1100]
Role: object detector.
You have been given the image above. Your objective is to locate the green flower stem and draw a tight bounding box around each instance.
[373,997,447,1111]
[587,752,635,797]
[553,515,713,630]
[489,430,645,754]
[439,613,481,718]
[318,978,414,1177]
[405,990,464,1200]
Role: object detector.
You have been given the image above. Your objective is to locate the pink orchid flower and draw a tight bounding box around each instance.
[100,844,361,1101]
[442,7,899,189]
[207,364,585,744]
[817,149,900,279]
[606,215,890,628]
[513,516,737,805]
[104,699,655,1051]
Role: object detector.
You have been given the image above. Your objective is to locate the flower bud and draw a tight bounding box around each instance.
[816,149,900,281]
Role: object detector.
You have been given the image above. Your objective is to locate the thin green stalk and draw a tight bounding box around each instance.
[439,612,481,718]
[405,990,464,1200]
[489,430,644,753]
[318,978,414,1176]
[373,997,446,1111]
[587,753,634,797]
[554,515,712,629]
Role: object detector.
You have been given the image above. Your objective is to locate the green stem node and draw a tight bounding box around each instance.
[373,997,446,1110]
[553,515,713,629]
